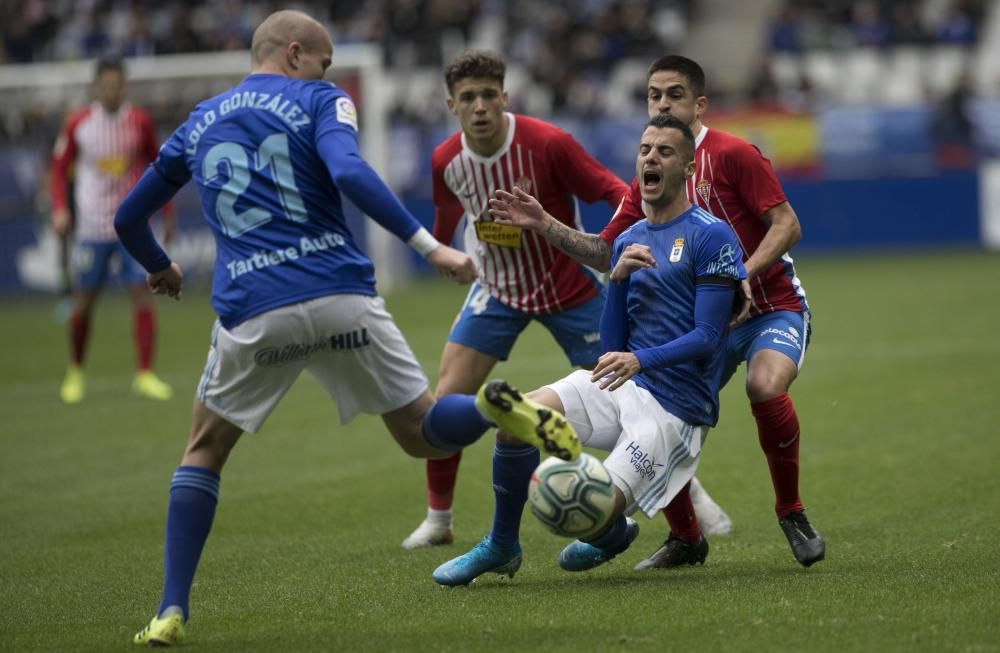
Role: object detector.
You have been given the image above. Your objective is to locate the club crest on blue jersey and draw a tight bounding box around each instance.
[669,237,685,263]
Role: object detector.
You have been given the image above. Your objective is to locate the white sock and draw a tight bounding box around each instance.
[427,507,452,527]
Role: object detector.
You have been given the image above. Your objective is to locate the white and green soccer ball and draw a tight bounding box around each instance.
[528,453,615,539]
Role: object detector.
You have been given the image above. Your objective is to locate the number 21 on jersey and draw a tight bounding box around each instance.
[202,132,307,237]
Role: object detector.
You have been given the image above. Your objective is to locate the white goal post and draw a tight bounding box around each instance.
[0,46,409,292]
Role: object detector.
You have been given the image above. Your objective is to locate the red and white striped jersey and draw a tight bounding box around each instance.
[432,113,628,315]
[51,102,161,242]
[601,127,808,317]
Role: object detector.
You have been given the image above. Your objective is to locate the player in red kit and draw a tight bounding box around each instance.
[401,50,630,550]
[52,56,175,404]
[489,55,824,568]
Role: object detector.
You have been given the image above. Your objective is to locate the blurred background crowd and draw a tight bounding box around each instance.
[1,0,998,293]
[3,0,995,119]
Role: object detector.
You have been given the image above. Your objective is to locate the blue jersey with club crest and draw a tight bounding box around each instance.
[610,205,745,425]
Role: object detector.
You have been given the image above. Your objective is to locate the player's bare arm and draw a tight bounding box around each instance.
[609,243,657,283]
[743,201,801,280]
[489,186,612,271]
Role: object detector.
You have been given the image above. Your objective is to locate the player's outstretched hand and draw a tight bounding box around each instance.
[428,245,478,284]
[148,262,183,300]
[609,244,656,283]
[729,279,752,328]
[488,187,546,231]
[591,351,641,391]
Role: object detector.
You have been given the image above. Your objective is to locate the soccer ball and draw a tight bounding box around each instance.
[528,453,616,539]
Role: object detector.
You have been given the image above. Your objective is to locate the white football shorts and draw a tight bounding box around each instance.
[546,370,708,518]
[196,294,429,432]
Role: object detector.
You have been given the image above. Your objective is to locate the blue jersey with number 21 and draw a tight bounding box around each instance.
[154,74,377,328]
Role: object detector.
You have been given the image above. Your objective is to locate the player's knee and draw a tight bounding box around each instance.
[746,355,796,403]
[745,373,791,403]
[526,387,564,412]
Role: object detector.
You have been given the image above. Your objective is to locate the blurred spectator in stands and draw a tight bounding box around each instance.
[205,0,256,52]
[155,4,203,55]
[849,0,892,48]
[80,8,111,58]
[891,0,932,45]
[933,67,976,167]
[619,0,662,58]
[768,4,803,53]
[3,11,35,63]
[121,8,156,58]
[749,56,781,106]
[936,1,976,45]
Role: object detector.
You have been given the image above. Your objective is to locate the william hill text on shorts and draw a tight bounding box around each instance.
[226,232,345,280]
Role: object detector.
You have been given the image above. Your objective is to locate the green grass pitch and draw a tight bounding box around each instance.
[1,249,998,652]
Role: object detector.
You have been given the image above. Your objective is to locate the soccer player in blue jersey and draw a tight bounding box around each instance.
[113,10,580,647]
[429,113,747,586]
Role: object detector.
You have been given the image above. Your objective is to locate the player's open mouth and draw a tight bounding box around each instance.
[642,170,661,191]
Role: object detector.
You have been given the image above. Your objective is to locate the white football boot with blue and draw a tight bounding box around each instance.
[432,537,522,586]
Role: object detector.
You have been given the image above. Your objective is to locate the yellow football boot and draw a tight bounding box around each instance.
[476,380,581,460]
[60,366,85,404]
[133,613,185,646]
[133,371,173,401]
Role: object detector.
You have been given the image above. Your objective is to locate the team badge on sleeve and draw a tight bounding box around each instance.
[669,238,685,263]
[335,97,358,130]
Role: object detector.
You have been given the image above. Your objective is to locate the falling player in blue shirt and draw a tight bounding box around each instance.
[114,10,580,647]
[429,113,747,585]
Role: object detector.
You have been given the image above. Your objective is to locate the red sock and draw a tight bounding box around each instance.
[752,393,804,517]
[69,310,90,366]
[427,451,461,511]
[135,307,155,371]
[661,481,702,544]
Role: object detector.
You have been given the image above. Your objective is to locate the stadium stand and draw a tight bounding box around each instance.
[1,0,998,294]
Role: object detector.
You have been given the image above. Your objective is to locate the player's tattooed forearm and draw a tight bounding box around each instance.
[544,220,612,270]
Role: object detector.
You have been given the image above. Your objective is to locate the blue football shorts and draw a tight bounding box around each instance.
[71,240,148,291]
[721,310,811,387]
[447,281,605,367]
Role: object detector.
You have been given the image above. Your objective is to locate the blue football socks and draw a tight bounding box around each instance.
[488,442,539,549]
[421,394,493,451]
[158,466,220,620]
